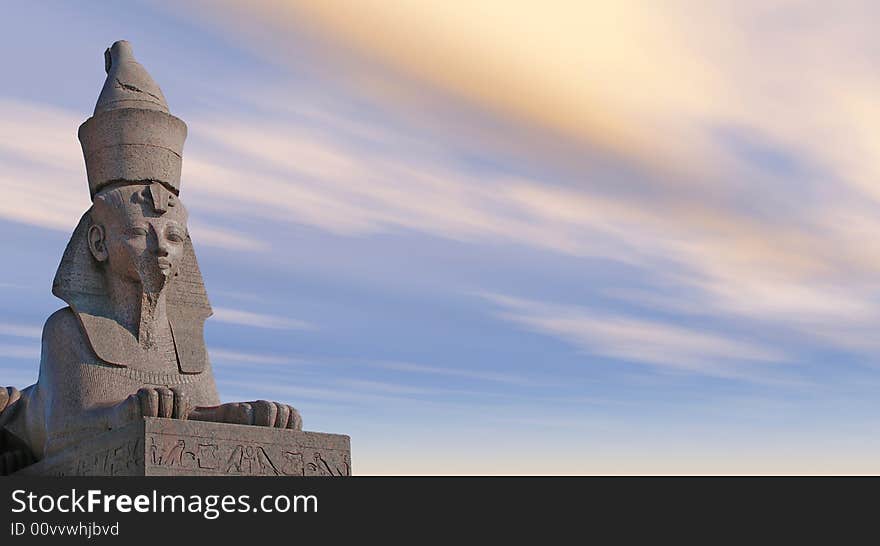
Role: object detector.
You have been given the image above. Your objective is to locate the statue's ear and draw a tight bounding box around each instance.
[87,223,108,262]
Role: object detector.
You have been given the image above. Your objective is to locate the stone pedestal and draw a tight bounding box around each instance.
[15,418,351,476]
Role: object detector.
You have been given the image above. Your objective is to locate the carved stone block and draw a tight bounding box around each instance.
[14,418,351,476]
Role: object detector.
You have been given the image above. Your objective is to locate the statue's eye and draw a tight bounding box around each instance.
[166,229,185,243]
[129,227,148,237]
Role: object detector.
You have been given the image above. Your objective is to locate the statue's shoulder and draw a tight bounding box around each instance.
[41,307,87,355]
[43,307,78,336]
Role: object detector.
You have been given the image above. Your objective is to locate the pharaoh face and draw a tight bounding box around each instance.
[88,183,189,295]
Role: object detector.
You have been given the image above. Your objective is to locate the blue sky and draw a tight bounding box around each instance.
[4,1,880,474]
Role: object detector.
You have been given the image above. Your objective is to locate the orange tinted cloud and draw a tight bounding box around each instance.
[187,0,728,176]
[181,0,880,204]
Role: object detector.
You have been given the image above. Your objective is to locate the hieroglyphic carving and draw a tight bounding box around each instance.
[37,437,143,477]
[224,445,279,475]
[145,431,351,476]
[306,453,351,476]
[68,437,141,476]
[281,452,305,476]
[196,443,219,470]
[148,436,216,470]
[15,419,351,476]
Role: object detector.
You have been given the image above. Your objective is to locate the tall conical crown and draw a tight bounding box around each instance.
[94,40,169,114]
[78,40,187,199]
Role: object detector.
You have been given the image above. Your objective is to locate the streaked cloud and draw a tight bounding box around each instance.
[219,380,415,406]
[367,360,533,386]
[0,322,42,339]
[171,0,722,175]
[0,98,274,252]
[7,86,880,359]
[157,1,880,324]
[187,221,271,252]
[482,293,788,377]
[181,1,880,208]
[3,15,878,379]
[211,306,312,330]
[14,86,867,368]
[0,343,40,360]
[209,348,304,366]
[339,378,461,396]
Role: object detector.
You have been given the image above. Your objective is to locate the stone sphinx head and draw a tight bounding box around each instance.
[89,182,189,296]
[52,40,211,374]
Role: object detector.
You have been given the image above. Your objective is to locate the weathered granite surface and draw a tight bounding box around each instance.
[15,418,351,477]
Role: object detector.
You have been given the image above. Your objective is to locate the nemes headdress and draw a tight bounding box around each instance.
[52,41,211,374]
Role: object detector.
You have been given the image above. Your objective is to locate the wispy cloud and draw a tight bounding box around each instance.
[219,378,532,410]
[0,322,42,339]
[184,1,880,208]
[8,88,880,360]
[0,98,274,253]
[218,380,412,406]
[187,221,271,252]
[367,360,534,386]
[211,306,312,330]
[149,1,880,350]
[179,103,880,355]
[169,0,721,176]
[210,290,269,304]
[482,293,789,378]
[209,348,304,366]
[0,343,39,360]
[338,378,455,396]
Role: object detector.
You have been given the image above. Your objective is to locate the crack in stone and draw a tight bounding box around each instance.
[114,78,163,103]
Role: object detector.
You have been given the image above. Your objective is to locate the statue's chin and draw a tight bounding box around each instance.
[138,268,170,298]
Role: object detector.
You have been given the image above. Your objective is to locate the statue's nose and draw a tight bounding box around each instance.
[148,225,170,256]
[156,238,170,257]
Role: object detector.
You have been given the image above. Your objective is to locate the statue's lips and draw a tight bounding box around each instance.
[157,258,172,271]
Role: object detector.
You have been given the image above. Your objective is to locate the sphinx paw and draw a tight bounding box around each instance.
[135,386,190,419]
[253,401,301,430]
[286,406,303,431]
[220,401,302,429]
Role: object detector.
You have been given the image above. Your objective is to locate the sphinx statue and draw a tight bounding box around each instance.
[0,41,302,475]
